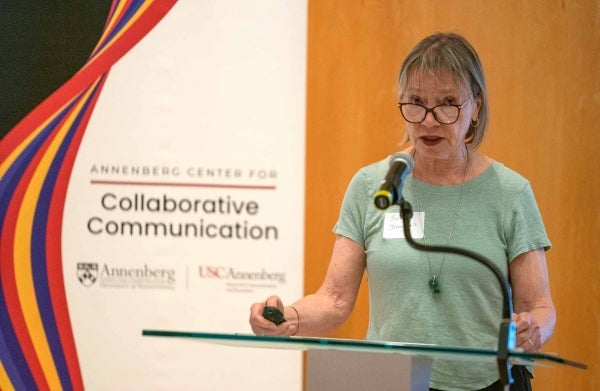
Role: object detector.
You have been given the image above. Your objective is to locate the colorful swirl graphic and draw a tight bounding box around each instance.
[0,1,176,389]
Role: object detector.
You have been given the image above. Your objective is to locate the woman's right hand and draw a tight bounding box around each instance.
[249,295,297,336]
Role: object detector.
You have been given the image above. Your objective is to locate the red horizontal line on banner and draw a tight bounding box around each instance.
[90,179,276,190]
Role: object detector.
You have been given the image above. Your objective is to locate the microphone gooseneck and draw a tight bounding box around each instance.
[398,198,516,388]
[372,151,516,386]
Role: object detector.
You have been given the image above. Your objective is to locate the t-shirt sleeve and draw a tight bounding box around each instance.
[333,169,370,246]
[505,182,551,262]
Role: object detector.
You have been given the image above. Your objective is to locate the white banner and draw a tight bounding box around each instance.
[63,2,306,389]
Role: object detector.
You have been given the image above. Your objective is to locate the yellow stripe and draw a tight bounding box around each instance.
[0,100,74,180]
[91,0,129,55]
[14,82,97,389]
[0,360,16,391]
[91,0,154,59]
[0,4,133,178]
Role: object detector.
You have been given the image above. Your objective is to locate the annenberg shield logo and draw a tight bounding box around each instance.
[77,263,99,287]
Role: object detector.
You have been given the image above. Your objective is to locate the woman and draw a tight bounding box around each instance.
[249,32,555,391]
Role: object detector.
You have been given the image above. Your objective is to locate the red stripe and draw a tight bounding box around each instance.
[0,115,66,391]
[46,80,106,391]
[90,179,277,190]
[47,2,178,389]
[0,0,178,164]
[1,0,178,385]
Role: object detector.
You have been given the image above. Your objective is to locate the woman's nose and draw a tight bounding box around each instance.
[421,110,440,127]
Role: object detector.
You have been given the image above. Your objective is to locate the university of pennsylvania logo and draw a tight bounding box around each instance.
[77,263,99,287]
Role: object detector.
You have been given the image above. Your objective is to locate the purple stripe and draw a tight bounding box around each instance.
[32,86,100,390]
[94,0,145,55]
[0,101,75,389]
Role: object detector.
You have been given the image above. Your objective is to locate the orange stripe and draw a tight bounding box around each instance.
[0,100,73,180]
[91,0,153,60]
[91,0,131,55]
[0,360,16,391]
[14,87,95,389]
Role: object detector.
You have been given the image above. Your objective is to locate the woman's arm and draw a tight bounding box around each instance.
[510,248,556,352]
[249,235,366,336]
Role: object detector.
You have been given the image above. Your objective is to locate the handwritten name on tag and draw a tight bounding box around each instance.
[382,212,424,239]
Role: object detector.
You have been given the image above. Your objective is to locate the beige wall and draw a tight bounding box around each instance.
[305,1,600,389]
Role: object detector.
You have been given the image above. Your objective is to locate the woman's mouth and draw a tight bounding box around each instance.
[420,136,443,146]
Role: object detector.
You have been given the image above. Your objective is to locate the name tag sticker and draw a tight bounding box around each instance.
[382,212,424,239]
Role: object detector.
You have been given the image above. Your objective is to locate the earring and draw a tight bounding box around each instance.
[470,118,480,128]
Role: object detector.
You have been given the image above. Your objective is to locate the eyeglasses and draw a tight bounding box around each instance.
[397,99,470,124]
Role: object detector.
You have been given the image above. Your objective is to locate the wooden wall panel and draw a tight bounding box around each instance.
[305,1,600,389]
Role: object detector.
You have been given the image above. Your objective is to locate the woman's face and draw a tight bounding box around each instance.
[400,68,480,161]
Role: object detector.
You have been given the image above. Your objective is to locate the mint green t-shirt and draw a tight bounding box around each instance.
[334,157,551,390]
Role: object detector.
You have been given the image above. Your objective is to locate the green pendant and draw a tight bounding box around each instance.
[429,275,440,294]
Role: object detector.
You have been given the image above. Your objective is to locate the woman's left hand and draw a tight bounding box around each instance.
[512,311,542,352]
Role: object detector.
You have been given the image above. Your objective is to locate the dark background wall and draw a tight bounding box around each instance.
[0,1,111,139]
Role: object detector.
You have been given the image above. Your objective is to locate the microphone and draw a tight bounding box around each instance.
[374,152,415,210]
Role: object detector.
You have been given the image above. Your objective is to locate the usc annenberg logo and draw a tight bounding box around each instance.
[198,265,286,284]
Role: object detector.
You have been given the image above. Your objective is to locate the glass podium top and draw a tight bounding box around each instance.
[142,330,587,370]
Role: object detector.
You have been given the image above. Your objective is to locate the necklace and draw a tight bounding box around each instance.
[411,149,469,294]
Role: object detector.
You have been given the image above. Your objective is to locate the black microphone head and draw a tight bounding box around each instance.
[374,152,415,210]
[388,152,415,171]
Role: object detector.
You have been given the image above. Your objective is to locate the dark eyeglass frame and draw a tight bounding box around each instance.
[397,99,470,125]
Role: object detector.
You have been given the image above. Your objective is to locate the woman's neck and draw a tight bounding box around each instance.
[411,147,471,186]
